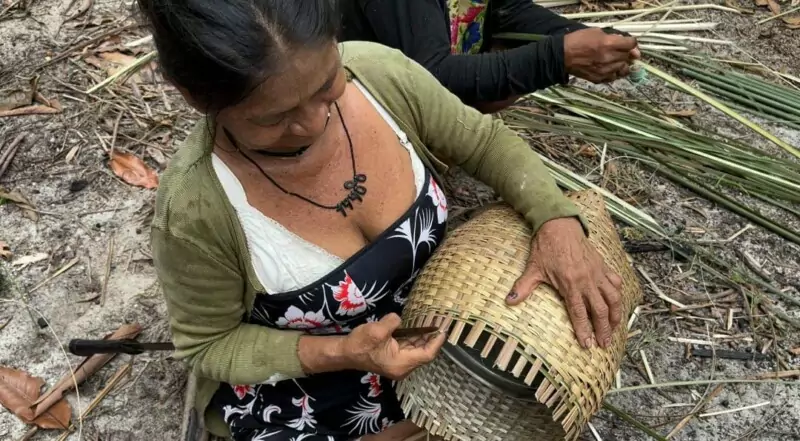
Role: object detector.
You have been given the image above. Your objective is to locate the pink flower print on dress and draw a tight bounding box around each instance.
[361,372,382,398]
[331,272,368,316]
[287,394,317,431]
[232,384,255,400]
[276,305,331,330]
[427,177,448,224]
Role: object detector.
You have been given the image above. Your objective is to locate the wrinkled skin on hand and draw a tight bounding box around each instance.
[563,27,641,83]
[506,217,623,349]
[343,313,447,380]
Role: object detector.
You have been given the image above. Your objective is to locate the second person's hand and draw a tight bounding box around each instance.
[563,27,640,84]
[341,313,446,380]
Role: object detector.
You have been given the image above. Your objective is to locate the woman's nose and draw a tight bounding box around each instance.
[289,102,331,138]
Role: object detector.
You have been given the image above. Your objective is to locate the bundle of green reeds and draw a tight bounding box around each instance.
[505,87,800,245]
[645,51,800,131]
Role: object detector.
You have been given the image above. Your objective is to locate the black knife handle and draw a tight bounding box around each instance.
[68,339,145,356]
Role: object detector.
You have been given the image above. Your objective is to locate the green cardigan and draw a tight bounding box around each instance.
[151,41,581,437]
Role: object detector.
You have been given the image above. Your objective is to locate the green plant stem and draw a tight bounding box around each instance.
[721,100,800,131]
[602,402,668,441]
[729,72,800,102]
[681,70,800,119]
[609,378,798,394]
[651,160,800,245]
[639,61,800,159]
[682,65,800,110]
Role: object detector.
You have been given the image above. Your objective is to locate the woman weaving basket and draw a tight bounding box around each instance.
[338,0,641,113]
[141,0,623,440]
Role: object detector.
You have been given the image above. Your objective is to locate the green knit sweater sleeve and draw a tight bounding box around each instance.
[388,49,582,233]
[151,226,305,385]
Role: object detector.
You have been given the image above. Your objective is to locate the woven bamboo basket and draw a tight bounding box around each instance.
[397,190,642,441]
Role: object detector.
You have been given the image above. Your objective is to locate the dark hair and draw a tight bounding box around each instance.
[137,0,340,113]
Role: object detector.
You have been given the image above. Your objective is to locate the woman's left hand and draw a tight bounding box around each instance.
[505,217,623,349]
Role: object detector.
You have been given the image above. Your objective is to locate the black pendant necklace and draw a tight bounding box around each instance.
[225,102,367,217]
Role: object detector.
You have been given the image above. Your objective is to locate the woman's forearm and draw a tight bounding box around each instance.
[356,0,568,103]
[297,334,355,374]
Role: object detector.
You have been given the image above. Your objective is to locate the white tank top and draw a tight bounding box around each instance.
[211,80,427,294]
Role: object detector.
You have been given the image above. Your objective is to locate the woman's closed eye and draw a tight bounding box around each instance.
[251,113,286,127]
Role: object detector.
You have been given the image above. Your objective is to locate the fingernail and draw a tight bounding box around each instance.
[603,337,612,348]
[506,291,518,301]
[583,338,594,349]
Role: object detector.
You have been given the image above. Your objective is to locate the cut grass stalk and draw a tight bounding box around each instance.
[584,22,719,33]
[638,61,800,159]
[86,51,158,94]
[700,86,800,125]
[722,101,800,131]
[540,155,667,238]
[602,402,668,441]
[643,157,800,245]
[757,5,800,24]
[678,70,800,117]
[631,32,734,45]
[507,86,800,244]
[563,4,740,19]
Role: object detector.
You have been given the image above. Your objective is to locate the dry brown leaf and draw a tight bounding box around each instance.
[0,367,71,429]
[99,51,137,67]
[85,51,156,84]
[0,240,11,260]
[755,0,768,6]
[109,151,159,189]
[667,109,697,117]
[784,15,800,25]
[0,105,61,118]
[0,90,31,112]
[767,0,781,14]
[34,91,52,107]
[83,55,106,70]
[576,144,598,158]
[0,188,39,221]
[33,324,142,417]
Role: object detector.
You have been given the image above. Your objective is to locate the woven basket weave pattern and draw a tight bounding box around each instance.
[398,190,642,441]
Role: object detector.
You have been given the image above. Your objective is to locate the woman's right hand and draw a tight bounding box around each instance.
[342,313,446,380]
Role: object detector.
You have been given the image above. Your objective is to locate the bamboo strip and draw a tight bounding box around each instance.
[564,4,739,19]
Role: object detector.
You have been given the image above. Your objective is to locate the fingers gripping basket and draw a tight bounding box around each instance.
[397,190,642,441]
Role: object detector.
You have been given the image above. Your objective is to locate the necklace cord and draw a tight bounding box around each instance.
[224,101,367,216]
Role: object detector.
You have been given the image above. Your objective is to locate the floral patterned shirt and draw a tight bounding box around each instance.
[211,170,448,441]
[448,0,488,54]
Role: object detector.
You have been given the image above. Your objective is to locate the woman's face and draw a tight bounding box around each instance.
[212,41,347,153]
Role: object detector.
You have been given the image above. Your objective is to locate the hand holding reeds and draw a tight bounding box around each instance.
[563,27,641,83]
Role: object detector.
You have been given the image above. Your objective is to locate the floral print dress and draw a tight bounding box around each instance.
[211,170,449,441]
[448,0,489,54]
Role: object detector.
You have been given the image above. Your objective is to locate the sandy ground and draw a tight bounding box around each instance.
[1,0,799,440]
